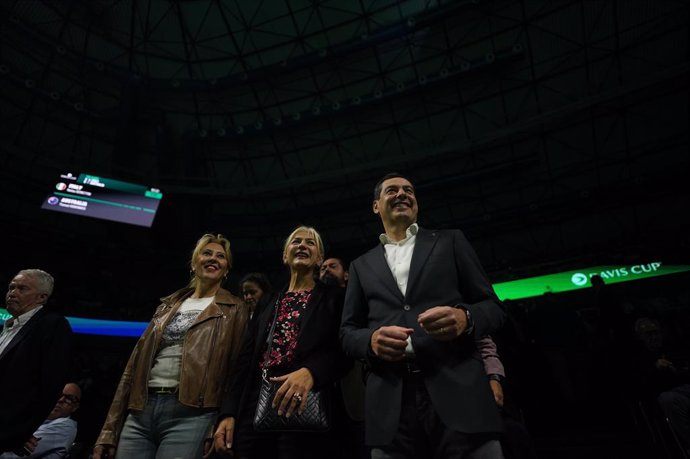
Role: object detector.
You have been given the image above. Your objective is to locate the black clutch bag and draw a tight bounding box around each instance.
[252,297,330,432]
[253,371,330,432]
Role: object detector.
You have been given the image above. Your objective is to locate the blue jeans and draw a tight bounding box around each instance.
[116,394,216,459]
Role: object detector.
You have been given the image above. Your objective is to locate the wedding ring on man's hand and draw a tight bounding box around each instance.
[293,393,303,402]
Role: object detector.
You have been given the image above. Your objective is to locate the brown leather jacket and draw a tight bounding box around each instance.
[96,288,250,446]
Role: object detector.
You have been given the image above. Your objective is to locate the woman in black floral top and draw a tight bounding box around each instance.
[215,225,351,459]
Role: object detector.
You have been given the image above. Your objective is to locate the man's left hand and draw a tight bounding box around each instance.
[418,306,467,341]
[13,436,40,457]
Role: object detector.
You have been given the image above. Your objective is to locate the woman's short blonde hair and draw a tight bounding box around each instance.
[188,233,232,289]
[282,226,324,267]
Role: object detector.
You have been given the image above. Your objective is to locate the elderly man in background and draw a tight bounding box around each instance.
[0,269,73,454]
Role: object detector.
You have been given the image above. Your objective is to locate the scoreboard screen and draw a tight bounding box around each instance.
[41,172,163,227]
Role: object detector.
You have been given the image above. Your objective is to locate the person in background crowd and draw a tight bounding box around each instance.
[93,233,251,459]
[319,257,349,288]
[0,269,73,455]
[240,272,273,318]
[0,383,81,459]
[629,317,690,454]
[319,256,368,459]
[214,225,351,459]
[477,339,537,459]
[659,384,690,454]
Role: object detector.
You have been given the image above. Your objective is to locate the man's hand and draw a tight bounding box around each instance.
[213,417,236,458]
[371,326,414,361]
[13,436,40,457]
[92,444,116,459]
[418,306,467,341]
[489,379,504,408]
[270,367,315,418]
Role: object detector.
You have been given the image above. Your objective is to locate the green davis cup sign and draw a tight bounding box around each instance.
[492,262,690,301]
[570,262,662,286]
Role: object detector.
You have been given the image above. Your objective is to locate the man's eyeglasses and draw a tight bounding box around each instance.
[60,393,80,404]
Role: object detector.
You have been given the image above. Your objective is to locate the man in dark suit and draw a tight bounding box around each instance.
[0,269,73,454]
[340,173,506,458]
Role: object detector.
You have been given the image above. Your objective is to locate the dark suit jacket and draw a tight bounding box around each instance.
[340,227,506,445]
[0,308,73,452]
[220,281,351,423]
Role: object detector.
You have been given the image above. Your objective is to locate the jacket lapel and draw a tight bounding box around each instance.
[192,289,238,325]
[297,283,325,339]
[406,228,438,298]
[0,307,46,361]
[362,245,404,301]
[252,296,278,359]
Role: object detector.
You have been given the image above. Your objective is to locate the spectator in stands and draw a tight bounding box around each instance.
[478,338,537,459]
[240,272,273,317]
[628,317,690,452]
[631,317,690,452]
[319,257,349,288]
[319,256,368,459]
[0,269,73,455]
[0,383,81,458]
[659,384,690,454]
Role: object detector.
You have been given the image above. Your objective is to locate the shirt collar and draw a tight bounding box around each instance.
[14,305,43,327]
[379,223,419,245]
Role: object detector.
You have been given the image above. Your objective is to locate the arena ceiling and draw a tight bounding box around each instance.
[1,0,688,315]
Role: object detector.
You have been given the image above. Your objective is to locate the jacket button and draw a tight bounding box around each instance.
[403,305,411,311]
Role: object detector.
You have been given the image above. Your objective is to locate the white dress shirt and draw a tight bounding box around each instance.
[379,223,419,296]
[0,416,77,459]
[380,223,418,356]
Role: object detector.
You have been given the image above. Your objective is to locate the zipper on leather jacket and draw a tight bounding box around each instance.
[178,305,225,407]
[197,315,221,406]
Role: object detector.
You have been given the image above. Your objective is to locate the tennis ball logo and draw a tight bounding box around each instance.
[571,273,589,286]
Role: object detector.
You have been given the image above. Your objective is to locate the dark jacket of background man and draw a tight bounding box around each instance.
[0,271,73,453]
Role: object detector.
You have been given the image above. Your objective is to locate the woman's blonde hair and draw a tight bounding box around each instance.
[282,225,324,269]
[188,233,232,289]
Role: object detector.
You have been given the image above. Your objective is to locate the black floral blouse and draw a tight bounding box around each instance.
[261,290,312,370]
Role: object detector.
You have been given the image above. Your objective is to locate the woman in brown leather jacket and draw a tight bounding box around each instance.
[93,233,251,459]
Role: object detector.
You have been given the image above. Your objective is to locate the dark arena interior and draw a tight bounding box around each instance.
[1,1,689,458]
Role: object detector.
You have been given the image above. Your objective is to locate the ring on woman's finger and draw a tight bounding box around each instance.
[293,393,303,402]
